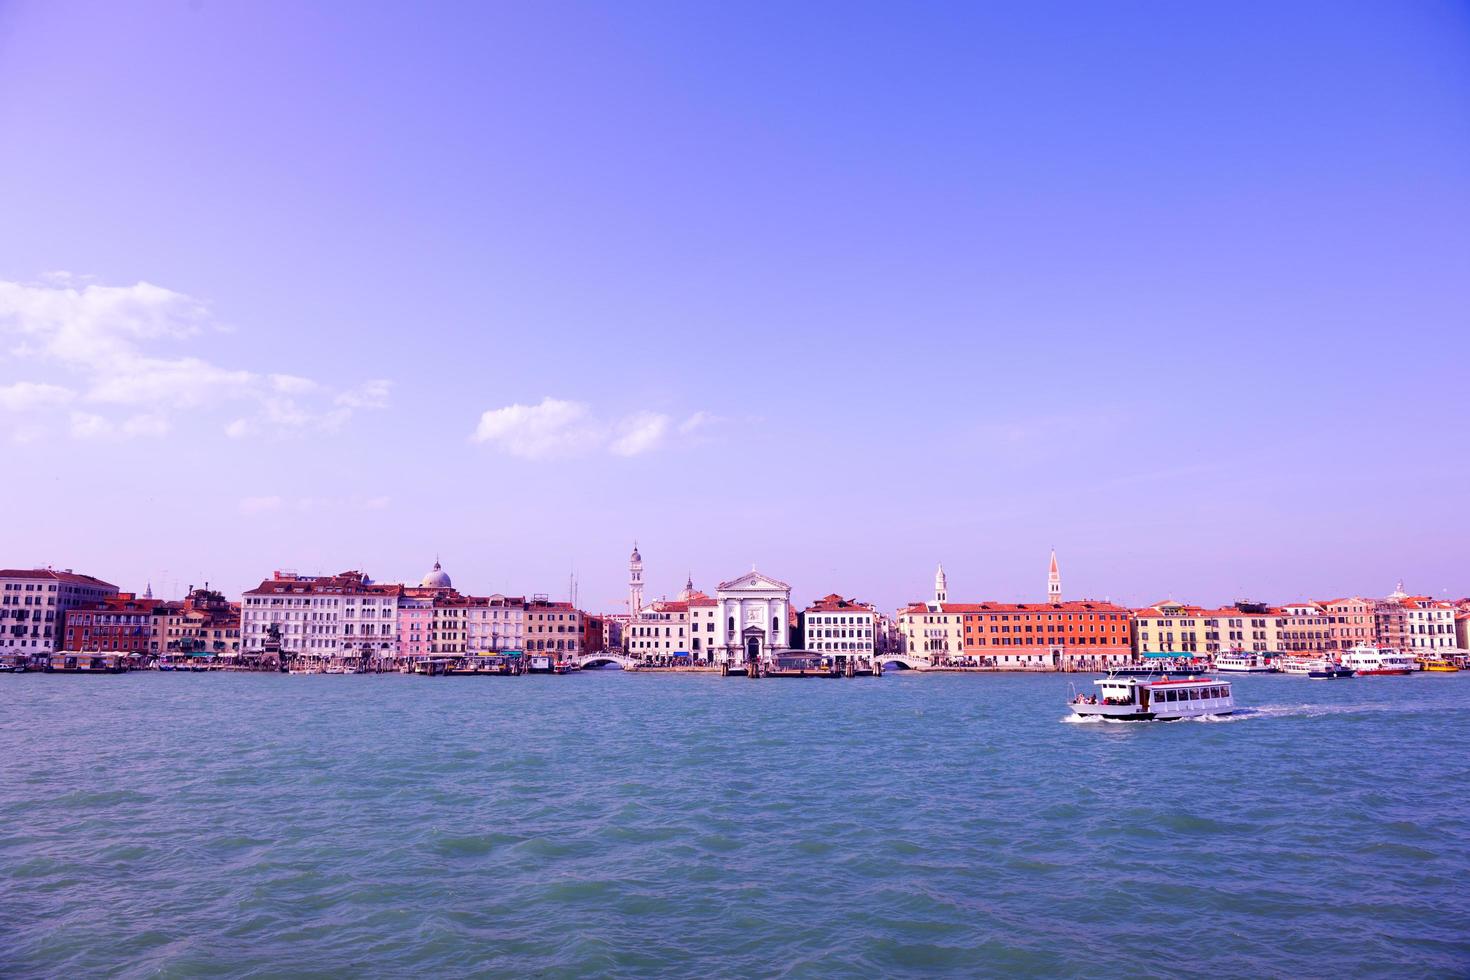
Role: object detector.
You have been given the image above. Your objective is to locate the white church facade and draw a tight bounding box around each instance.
[713,570,792,664]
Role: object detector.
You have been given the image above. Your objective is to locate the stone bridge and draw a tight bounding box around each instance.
[877,655,930,671]
[571,652,640,670]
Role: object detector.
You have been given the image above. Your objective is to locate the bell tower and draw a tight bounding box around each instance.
[934,562,948,604]
[629,542,645,617]
[1048,549,1062,604]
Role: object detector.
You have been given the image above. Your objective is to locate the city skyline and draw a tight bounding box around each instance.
[2,1,1468,610]
[8,547,1462,620]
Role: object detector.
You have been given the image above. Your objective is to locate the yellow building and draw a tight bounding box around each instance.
[1133,600,1286,656]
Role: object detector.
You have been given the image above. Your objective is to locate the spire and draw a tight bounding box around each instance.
[143,581,153,600]
[934,562,947,604]
[1048,548,1062,604]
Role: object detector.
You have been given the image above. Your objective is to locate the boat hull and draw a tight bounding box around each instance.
[1069,705,1233,722]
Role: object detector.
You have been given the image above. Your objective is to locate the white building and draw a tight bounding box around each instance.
[801,594,877,664]
[713,569,792,664]
[897,562,964,663]
[1400,596,1456,651]
[239,570,398,661]
[0,567,118,656]
[465,594,526,653]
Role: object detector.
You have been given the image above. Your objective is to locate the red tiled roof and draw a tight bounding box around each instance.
[805,594,876,613]
[906,600,1129,615]
[0,568,118,589]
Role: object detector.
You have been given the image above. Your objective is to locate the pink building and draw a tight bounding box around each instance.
[1319,597,1375,650]
[397,593,433,661]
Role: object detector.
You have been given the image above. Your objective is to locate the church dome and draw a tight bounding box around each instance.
[421,560,451,589]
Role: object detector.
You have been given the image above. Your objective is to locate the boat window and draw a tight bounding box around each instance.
[1165,690,1177,702]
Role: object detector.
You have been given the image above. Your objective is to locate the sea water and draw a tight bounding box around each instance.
[2,671,1467,977]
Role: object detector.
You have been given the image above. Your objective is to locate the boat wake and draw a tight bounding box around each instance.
[1061,702,1429,725]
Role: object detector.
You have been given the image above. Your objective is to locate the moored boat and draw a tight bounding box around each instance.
[1069,673,1235,721]
[1308,665,1355,679]
[1419,658,1460,673]
[1213,652,1277,673]
[1111,656,1203,676]
[1276,654,1328,675]
[1340,645,1416,676]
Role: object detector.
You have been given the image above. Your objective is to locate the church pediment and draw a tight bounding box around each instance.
[717,571,792,593]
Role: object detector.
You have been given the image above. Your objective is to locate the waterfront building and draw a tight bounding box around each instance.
[0,567,118,656]
[959,600,1131,668]
[1319,597,1376,650]
[155,588,240,659]
[897,563,964,663]
[1373,586,1410,650]
[1277,602,1339,652]
[464,594,526,654]
[581,614,605,655]
[525,596,581,658]
[617,545,721,663]
[686,590,718,662]
[1456,608,1470,651]
[63,592,169,655]
[1394,592,1456,651]
[239,569,398,662]
[430,593,469,656]
[713,569,792,665]
[1133,600,1286,656]
[396,593,433,661]
[627,597,691,660]
[801,594,877,663]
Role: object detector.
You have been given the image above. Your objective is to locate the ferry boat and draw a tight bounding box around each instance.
[1213,652,1277,673]
[1069,674,1235,721]
[1340,645,1417,676]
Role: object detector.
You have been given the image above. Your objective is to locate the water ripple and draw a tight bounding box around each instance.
[0,672,1467,976]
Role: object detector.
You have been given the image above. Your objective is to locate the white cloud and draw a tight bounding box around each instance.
[471,397,708,459]
[0,381,75,411]
[335,379,392,410]
[0,276,393,440]
[472,397,602,458]
[270,373,319,395]
[69,412,113,439]
[677,411,711,435]
[609,411,670,457]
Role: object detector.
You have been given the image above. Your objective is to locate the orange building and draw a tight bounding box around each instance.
[956,600,1132,668]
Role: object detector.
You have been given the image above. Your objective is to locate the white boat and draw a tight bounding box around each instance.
[1340,645,1416,676]
[1069,674,1235,721]
[1275,654,1330,675]
[1213,652,1277,673]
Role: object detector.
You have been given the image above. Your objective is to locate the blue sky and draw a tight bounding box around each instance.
[1,0,1467,612]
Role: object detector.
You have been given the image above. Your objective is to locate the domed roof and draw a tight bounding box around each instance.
[421,559,451,589]
[630,541,642,562]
